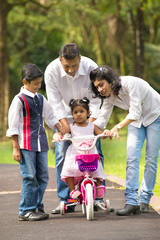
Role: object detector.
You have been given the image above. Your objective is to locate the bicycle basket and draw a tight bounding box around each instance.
[76,154,99,172]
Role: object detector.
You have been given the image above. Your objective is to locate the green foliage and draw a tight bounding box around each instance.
[6,0,160,99]
[144,44,160,92]
[7,1,65,99]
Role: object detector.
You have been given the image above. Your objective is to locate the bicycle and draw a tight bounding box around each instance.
[57,133,111,221]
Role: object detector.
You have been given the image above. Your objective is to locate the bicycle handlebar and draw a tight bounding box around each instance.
[60,133,105,151]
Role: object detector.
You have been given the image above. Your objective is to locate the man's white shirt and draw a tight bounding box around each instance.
[44,56,101,124]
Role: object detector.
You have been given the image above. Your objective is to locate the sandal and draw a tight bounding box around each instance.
[96,185,105,199]
[70,190,81,199]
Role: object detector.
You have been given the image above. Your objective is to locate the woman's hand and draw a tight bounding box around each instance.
[110,126,120,140]
[103,129,113,140]
[103,128,120,140]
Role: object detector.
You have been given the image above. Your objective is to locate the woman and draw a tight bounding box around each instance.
[90,65,160,216]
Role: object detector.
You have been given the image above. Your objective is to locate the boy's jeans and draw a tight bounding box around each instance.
[19,150,49,215]
[55,132,104,202]
[125,116,160,205]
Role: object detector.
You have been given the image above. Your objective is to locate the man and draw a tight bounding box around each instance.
[45,43,105,214]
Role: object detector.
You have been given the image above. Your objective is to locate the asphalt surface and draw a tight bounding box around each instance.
[0,164,160,240]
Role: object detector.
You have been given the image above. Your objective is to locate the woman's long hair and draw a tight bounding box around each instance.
[90,66,121,99]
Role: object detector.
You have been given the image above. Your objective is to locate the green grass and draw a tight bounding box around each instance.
[0,134,159,198]
[0,141,16,164]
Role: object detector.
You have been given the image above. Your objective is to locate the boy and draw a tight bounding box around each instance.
[6,63,64,221]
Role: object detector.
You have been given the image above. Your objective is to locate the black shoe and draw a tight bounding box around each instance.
[140,202,149,213]
[51,204,75,214]
[18,211,46,221]
[37,208,49,219]
[116,204,140,216]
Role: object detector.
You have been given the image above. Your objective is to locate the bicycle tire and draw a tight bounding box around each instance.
[82,202,86,215]
[106,199,110,214]
[86,183,94,220]
[60,201,65,215]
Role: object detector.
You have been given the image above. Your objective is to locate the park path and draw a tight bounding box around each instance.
[0,164,160,240]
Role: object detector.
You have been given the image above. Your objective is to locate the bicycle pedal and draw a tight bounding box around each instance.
[67,199,78,203]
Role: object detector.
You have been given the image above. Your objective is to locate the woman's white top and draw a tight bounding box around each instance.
[94,76,160,129]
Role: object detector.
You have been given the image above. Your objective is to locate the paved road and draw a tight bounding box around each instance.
[0,164,160,240]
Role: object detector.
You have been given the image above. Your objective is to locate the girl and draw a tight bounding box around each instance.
[90,65,160,216]
[54,97,106,199]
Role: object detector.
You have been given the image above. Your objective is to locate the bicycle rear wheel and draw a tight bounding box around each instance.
[86,183,94,220]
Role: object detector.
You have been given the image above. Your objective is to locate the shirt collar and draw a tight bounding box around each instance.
[20,87,38,98]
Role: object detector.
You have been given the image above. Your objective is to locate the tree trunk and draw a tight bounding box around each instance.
[136,6,144,78]
[92,25,103,65]
[91,0,104,65]
[0,0,9,138]
[127,10,137,75]
[149,16,160,43]
[127,6,144,78]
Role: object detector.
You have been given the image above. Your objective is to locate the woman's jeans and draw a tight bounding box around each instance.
[19,150,49,215]
[55,133,104,202]
[126,116,160,205]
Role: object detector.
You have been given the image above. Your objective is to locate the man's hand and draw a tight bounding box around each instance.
[55,123,68,135]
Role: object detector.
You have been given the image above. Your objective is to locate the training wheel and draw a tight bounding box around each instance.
[106,199,110,214]
[82,202,86,215]
[60,201,65,215]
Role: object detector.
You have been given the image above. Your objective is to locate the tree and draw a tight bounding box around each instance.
[1,0,160,138]
[0,0,56,137]
[0,0,11,138]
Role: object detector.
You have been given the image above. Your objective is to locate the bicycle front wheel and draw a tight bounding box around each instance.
[86,183,94,220]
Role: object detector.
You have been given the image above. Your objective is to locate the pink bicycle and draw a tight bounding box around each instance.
[59,133,110,221]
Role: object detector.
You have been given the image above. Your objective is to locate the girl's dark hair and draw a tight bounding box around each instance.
[59,43,80,60]
[90,66,121,99]
[21,63,43,83]
[69,97,90,118]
